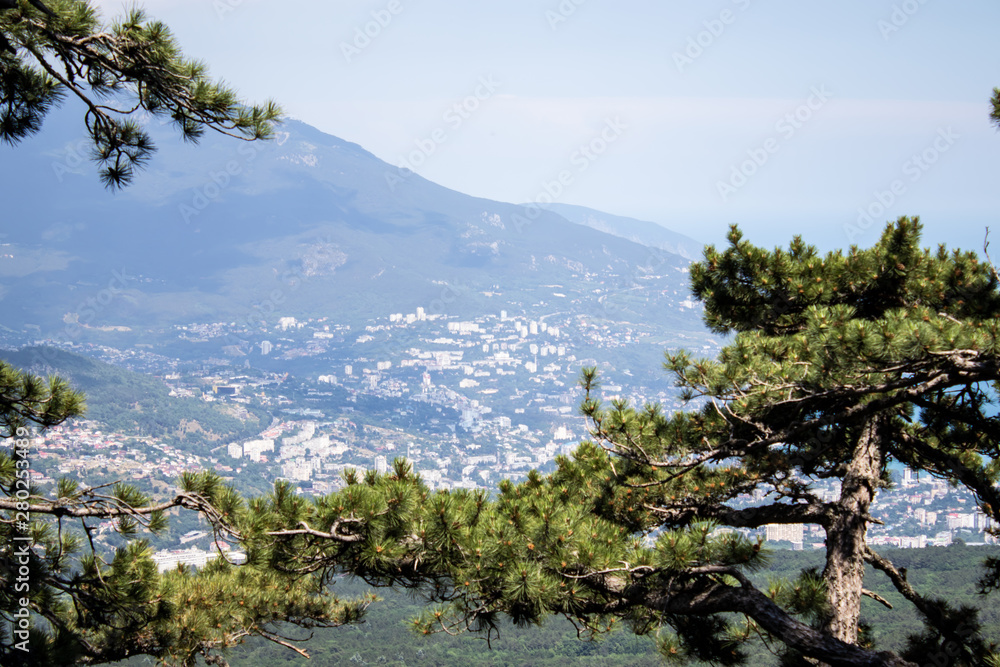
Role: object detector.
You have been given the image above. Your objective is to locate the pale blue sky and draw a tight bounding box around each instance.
[94,0,1000,253]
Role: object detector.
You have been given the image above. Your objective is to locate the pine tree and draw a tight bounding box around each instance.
[567,218,1000,665]
[666,218,1000,661]
[0,0,280,188]
[260,219,1000,667]
[991,87,1000,130]
[0,361,375,665]
[0,3,361,661]
[0,358,84,436]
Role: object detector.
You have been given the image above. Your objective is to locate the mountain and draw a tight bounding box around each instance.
[0,103,704,345]
[540,203,704,261]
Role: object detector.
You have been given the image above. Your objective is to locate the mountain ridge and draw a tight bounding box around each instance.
[1,104,703,343]
[539,202,704,261]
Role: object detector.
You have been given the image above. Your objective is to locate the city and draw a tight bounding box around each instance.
[14,299,997,567]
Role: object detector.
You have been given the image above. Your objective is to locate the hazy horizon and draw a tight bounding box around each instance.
[79,1,1000,253]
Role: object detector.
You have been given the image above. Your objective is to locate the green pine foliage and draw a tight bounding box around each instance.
[7,218,1000,665]
[253,219,1000,667]
[564,219,1000,665]
[991,87,1000,130]
[154,545,989,667]
[0,357,367,665]
[0,358,84,437]
[1,448,374,665]
[245,452,772,665]
[0,0,281,187]
[4,221,1000,664]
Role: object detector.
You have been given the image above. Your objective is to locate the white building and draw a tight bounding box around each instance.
[553,425,574,440]
[151,547,246,573]
[281,459,314,481]
[243,439,275,462]
[447,321,480,334]
[947,513,976,530]
[765,524,804,545]
[282,423,316,446]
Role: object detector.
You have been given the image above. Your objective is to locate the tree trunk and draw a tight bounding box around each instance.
[822,415,883,646]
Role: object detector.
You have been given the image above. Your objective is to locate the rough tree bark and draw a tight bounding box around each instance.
[822,415,884,646]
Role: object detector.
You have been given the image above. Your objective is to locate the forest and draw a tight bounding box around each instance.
[219,545,1000,667]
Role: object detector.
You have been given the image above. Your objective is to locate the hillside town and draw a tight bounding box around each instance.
[9,295,998,562]
[6,299,998,568]
[26,416,998,558]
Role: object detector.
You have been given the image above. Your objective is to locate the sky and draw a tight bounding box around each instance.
[91,0,1000,253]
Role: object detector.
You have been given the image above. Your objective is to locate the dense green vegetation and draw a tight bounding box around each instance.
[217,545,1000,666]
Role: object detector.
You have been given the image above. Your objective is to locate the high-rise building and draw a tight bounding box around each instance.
[243,439,275,462]
[765,523,804,544]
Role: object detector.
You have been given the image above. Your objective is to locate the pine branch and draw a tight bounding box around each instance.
[581,568,917,667]
[861,589,893,609]
[891,431,1000,519]
[265,518,366,543]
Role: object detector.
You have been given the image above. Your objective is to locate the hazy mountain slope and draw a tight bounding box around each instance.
[542,203,704,261]
[0,347,263,444]
[0,104,701,339]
